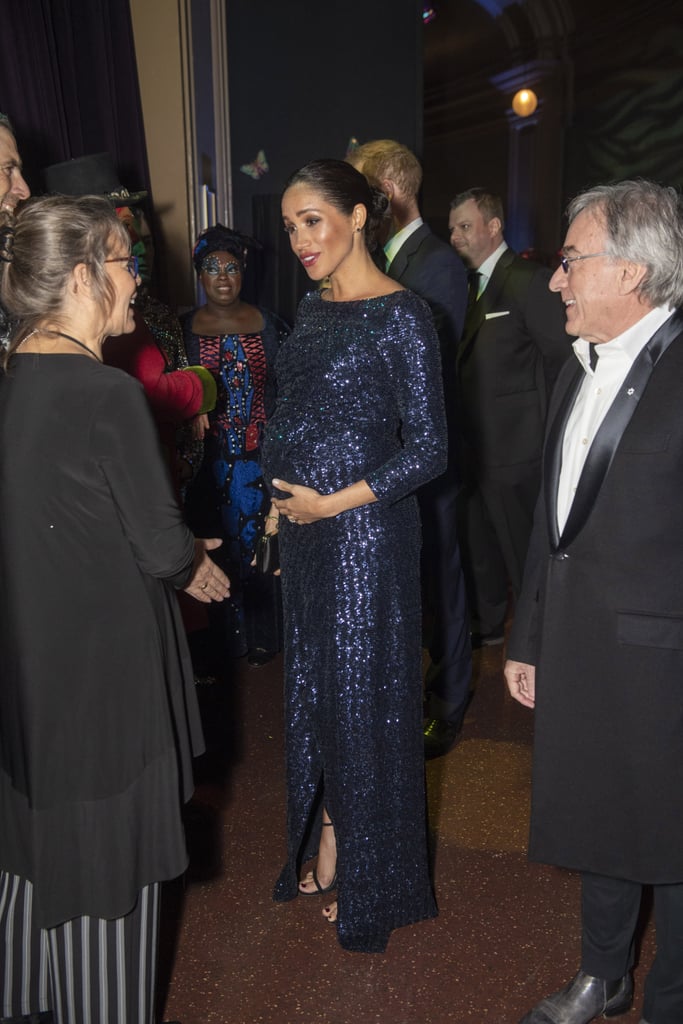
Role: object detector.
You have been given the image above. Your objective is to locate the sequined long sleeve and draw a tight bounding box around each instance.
[261,287,440,953]
[263,289,447,506]
[365,293,447,504]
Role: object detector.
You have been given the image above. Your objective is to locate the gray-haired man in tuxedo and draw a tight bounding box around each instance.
[506,178,683,1024]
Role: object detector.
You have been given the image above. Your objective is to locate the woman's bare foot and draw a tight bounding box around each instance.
[322,900,338,923]
[299,811,337,894]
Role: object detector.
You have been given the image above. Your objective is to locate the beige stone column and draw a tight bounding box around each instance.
[128,0,197,306]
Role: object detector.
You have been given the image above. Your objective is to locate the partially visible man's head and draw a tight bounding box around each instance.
[448,188,504,269]
[550,179,683,343]
[349,140,422,201]
[0,114,30,215]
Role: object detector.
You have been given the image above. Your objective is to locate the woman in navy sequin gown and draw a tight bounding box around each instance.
[261,160,447,952]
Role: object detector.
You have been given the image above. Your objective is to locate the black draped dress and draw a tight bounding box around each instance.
[262,289,447,952]
[0,354,203,928]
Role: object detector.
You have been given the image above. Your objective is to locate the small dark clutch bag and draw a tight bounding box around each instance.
[255,532,279,574]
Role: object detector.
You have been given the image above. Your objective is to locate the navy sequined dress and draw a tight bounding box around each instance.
[261,289,447,953]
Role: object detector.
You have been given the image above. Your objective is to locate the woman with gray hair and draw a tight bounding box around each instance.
[0,194,229,1024]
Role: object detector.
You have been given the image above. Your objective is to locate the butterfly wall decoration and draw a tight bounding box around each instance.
[240,150,269,180]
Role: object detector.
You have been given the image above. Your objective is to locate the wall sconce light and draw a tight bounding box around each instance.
[512,88,538,117]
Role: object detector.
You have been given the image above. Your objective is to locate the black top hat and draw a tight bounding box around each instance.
[43,152,148,205]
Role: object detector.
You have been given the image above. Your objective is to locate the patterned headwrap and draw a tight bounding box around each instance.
[191,223,261,274]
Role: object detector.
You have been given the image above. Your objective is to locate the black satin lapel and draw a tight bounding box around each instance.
[386,226,426,282]
[458,300,486,361]
[560,310,683,548]
[458,253,513,363]
[478,262,507,313]
[545,363,584,549]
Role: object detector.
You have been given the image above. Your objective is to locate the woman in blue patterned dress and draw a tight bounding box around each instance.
[261,160,447,952]
[182,226,288,667]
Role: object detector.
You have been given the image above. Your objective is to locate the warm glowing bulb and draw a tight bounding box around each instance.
[512,88,538,117]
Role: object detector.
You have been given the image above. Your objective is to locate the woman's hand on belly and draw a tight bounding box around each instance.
[272,476,377,525]
[272,478,328,524]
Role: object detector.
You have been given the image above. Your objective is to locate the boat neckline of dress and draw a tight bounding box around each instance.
[317,288,407,306]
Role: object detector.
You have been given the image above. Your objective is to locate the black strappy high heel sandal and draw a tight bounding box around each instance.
[299,820,338,895]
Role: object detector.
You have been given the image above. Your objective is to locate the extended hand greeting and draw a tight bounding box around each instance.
[184,538,231,602]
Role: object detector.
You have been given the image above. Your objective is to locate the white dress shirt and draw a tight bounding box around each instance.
[475,242,508,298]
[556,305,674,533]
[384,217,423,269]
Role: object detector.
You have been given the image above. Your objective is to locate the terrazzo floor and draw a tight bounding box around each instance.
[159,641,656,1024]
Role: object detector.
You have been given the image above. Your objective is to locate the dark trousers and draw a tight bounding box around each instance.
[457,464,540,636]
[419,469,472,726]
[0,873,160,1024]
[581,872,683,1024]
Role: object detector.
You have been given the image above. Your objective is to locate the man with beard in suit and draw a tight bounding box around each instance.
[0,112,30,349]
[449,188,568,647]
[350,139,470,759]
[506,179,683,1024]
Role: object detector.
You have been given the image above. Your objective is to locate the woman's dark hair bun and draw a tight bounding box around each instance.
[370,187,389,219]
[365,187,389,253]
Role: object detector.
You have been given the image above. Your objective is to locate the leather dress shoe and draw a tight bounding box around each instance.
[471,628,504,649]
[424,718,462,759]
[519,970,633,1023]
[247,648,275,667]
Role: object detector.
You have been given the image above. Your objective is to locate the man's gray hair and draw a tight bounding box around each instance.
[567,179,683,308]
[0,113,13,131]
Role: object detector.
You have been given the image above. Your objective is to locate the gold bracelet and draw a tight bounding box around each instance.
[266,515,279,522]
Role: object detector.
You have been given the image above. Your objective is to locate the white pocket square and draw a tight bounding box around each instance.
[485,311,511,320]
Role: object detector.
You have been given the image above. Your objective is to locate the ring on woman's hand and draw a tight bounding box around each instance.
[200,582,208,590]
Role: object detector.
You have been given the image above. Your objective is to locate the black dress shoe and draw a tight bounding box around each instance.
[424,718,462,759]
[519,970,633,1023]
[247,648,275,667]
[470,628,505,649]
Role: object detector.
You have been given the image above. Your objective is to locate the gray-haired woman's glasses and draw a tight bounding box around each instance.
[105,254,139,278]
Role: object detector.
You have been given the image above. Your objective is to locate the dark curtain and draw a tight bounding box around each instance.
[0,0,149,197]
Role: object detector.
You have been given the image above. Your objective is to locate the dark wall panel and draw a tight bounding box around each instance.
[226,0,423,321]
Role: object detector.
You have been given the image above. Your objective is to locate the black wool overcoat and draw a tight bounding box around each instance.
[508,309,683,883]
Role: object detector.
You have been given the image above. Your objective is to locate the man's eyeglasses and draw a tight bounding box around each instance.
[201,256,241,276]
[559,251,608,274]
[105,254,140,278]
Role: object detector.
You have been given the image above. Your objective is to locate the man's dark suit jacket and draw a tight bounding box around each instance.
[456,249,569,478]
[385,221,471,718]
[386,222,467,395]
[507,309,683,883]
